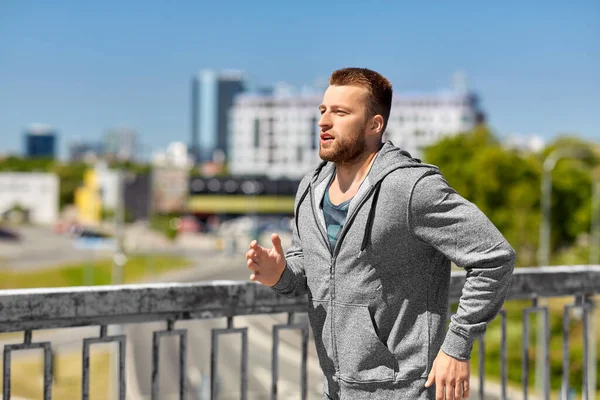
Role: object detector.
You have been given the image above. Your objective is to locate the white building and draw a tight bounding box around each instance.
[384,92,480,156]
[94,162,119,210]
[0,173,59,224]
[152,142,193,169]
[505,134,545,153]
[229,88,481,179]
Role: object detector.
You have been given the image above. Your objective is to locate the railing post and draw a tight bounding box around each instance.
[585,295,596,400]
[535,297,549,399]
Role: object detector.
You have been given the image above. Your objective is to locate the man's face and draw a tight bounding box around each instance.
[318,85,370,164]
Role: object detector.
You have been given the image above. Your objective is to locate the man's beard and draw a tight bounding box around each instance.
[319,122,367,165]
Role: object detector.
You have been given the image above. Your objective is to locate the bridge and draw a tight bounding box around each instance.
[0,265,598,399]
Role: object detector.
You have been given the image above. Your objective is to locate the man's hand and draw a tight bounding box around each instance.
[425,350,470,400]
[245,233,286,287]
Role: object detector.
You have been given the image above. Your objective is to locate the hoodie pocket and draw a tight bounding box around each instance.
[333,302,395,383]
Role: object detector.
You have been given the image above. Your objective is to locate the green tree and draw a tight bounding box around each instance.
[422,128,599,267]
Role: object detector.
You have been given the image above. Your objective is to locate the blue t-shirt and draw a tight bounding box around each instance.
[322,183,351,253]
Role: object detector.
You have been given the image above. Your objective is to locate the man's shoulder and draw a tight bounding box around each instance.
[382,164,441,188]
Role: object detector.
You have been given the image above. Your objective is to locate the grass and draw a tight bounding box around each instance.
[0,254,192,289]
[0,349,110,400]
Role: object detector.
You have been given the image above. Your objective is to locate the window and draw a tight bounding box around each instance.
[253,119,260,148]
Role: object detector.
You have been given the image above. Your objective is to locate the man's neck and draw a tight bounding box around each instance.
[334,145,381,193]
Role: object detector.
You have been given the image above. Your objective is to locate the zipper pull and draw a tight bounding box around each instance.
[357,249,363,259]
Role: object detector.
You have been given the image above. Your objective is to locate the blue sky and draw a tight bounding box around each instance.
[1,0,599,159]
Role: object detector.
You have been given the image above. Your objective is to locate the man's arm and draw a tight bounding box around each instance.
[269,220,308,298]
[409,171,516,361]
[268,177,311,298]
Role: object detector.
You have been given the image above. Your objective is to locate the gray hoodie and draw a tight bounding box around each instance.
[272,141,516,399]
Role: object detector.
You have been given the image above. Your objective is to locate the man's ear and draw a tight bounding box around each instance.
[371,115,384,135]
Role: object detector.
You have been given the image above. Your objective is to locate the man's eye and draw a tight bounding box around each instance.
[336,110,346,115]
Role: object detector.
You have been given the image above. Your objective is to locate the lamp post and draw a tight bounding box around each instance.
[537,148,586,397]
[538,149,586,266]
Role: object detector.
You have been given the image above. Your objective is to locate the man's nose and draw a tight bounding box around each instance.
[318,112,332,129]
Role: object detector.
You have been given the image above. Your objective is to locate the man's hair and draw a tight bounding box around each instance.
[329,67,393,132]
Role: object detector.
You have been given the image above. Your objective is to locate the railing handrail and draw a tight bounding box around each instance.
[0,265,598,333]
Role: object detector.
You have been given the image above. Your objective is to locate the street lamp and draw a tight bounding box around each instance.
[538,148,586,266]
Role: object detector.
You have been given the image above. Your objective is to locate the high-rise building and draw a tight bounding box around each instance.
[24,124,57,159]
[190,69,245,164]
[229,86,482,179]
[103,128,137,161]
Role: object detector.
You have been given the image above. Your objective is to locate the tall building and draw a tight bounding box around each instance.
[24,124,57,159]
[190,69,245,164]
[103,128,137,161]
[229,86,482,179]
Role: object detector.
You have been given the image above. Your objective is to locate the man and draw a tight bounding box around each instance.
[246,68,515,400]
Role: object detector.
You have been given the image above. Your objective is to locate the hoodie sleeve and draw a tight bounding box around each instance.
[409,171,516,361]
[271,176,310,298]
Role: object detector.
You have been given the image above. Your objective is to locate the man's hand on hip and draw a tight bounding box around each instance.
[245,233,286,286]
[425,350,470,400]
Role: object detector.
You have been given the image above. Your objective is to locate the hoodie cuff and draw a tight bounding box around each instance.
[271,263,294,293]
[441,328,475,361]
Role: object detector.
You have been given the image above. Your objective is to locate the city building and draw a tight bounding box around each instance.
[384,91,481,156]
[75,166,151,225]
[228,86,322,179]
[228,85,482,179]
[190,69,246,164]
[505,134,545,153]
[95,162,120,210]
[0,173,59,224]
[69,140,104,163]
[152,167,189,214]
[24,124,57,159]
[74,169,103,225]
[152,142,193,169]
[123,173,152,221]
[103,128,137,162]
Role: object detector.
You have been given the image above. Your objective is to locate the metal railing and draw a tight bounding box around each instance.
[0,265,598,399]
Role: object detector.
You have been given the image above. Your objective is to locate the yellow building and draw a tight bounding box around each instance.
[74,169,102,225]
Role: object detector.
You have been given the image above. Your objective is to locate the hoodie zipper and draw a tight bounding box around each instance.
[327,183,378,375]
[331,184,378,260]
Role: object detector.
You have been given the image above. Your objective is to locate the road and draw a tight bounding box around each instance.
[127,257,325,400]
